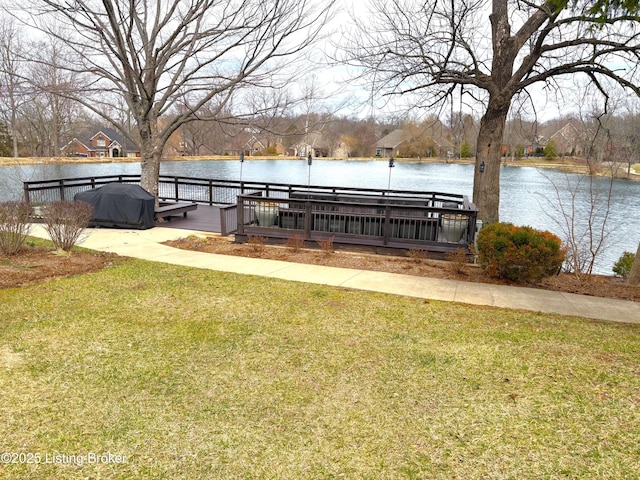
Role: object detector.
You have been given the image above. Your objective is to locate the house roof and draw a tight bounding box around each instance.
[91,128,139,152]
[243,135,266,150]
[376,129,405,149]
[375,127,454,150]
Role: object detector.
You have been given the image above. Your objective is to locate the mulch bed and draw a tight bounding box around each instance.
[3,239,638,303]
[1,246,119,289]
[165,236,640,303]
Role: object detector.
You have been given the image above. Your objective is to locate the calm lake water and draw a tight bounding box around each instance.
[1,159,639,275]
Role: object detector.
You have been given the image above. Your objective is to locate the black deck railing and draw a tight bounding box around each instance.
[236,187,478,252]
[22,174,265,205]
[22,175,479,251]
[24,174,413,205]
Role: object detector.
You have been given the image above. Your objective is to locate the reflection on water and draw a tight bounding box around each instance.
[2,159,638,275]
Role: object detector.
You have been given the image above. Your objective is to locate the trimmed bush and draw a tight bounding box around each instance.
[317,236,335,255]
[43,201,94,252]
[285,235,306,253]
[0,201,32,255]
[613,251,635,279]
[477,222,565,284]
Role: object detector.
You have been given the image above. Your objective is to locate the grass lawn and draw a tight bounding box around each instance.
[1,258,639,479]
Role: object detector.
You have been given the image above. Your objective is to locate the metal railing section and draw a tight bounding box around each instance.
[22,175,478,248]
[237,189,478,248]
[24,175,469,208]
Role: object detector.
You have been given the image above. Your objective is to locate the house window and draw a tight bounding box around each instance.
[375,148,383,157]
[97,138,106,147]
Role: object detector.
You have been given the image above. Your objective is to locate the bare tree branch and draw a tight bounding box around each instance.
[5,0,336,198]
[340,0,640,222]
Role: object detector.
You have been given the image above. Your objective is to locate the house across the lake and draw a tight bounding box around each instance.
[61,128,140,158]
[374,127,453,158]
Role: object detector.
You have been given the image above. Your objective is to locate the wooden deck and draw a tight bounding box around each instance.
[22,176,478,250]
[155,204,222,233]
[155,202,198,221]
[235,190,479,255]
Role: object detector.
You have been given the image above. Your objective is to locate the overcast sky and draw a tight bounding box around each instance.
[317,0,639,124]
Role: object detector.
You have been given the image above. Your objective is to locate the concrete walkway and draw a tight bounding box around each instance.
[29,225,640,324]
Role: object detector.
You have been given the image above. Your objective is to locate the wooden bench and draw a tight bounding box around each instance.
[155,202,198,221]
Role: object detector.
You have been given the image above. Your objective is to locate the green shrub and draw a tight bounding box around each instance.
[544,139,557,159]
[460,140,473,158]
[257,145,279,156]
[476,222,565,284]
[613,251,635,279]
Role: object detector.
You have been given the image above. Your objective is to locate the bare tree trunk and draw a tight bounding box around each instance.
[134,98,164,204]
[51,78,61,155]
[473,101,509,223]
[472,0,514,224]
[140,153,161,201]
[10,118,18,158]
[628,242,640,285]
[139,136,163,205]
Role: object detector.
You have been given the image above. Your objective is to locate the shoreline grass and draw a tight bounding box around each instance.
[1,259,639,479]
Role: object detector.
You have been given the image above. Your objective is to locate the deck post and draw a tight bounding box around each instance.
[304,201,312,238]
[237,196,245,234]
[383,205,391,245]
[220,208,227,235]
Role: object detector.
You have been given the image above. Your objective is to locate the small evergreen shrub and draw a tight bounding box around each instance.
[257,145,278,156]
[613,251,635,279]
[476,222,565,284]
[43,201,93,252]
[0,201,32,255]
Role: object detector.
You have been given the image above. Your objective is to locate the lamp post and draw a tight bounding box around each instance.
[307,152,313,192]
[387,155,395,192]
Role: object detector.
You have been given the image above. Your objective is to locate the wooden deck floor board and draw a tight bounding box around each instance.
[155,204,222,233]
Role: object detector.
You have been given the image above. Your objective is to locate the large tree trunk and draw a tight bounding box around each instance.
[628,242,640,285]
[473,100,509,224]
[140,137,162,207]
[138,116,162,205]
[140,151,161,202]
[472,0,515,224]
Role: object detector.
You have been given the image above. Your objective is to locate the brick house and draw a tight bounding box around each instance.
[61,128,140,158]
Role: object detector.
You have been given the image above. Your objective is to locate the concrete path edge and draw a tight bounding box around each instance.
[27,224,640,324]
